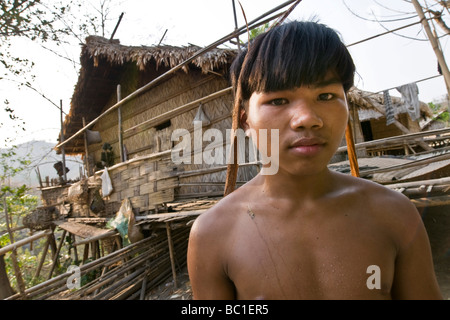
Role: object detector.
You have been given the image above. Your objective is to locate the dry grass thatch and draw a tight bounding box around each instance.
[85,36,236,73]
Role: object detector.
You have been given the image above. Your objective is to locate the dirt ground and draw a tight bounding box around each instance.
[145,268,192,300]
[147,204,450,300]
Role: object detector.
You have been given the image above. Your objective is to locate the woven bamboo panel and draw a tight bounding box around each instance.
[96,154,179,214]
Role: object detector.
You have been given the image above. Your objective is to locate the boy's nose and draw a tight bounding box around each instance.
[289,102,324,130]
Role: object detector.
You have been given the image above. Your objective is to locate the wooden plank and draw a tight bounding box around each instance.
[360,153,450,176]
[410,195,450,208]
[54,221,112,239]
[135,209,205,223]
[72,230,118,247]
[384,176,450,189]
[337,127,450,153]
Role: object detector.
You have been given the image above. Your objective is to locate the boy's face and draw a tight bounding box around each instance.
[241,72,349,177]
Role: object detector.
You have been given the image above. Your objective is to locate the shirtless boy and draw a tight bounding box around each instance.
[187,21,442,300]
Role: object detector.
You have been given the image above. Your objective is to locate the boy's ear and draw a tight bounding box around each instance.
[239,108,249,132]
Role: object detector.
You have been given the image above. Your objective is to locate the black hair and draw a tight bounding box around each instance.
[230,20,355,104]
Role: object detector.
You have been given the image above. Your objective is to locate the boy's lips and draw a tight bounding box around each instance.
[288,137,326,156]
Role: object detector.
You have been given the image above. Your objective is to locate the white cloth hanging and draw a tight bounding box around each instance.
[100,167,113,197]
[396,83,420,121]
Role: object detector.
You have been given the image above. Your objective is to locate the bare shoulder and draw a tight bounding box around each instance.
[192,188,244,233]
[189,184,250,250]
[334,171,423,245]
[187,185,250,299]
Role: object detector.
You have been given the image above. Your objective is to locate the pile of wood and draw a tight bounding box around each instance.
[7,219,191,300]
[385,177,450,208]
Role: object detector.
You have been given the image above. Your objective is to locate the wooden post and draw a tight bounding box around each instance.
[411,0,450,97]
[35,166,43,189]
[34,233,51,279]
[48,230,67,280]
[165,222,178,288]
[117,84,125,163]
[3,197,27,299]
[82,117,91,176]
[82,243,89,264]
[345,119,360,177]
[48,228,59,270]
[232,0,241,52]
[59,99,67,183]
[72,234,79,263]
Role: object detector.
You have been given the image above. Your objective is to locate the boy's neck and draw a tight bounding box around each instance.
[255,167,335,203]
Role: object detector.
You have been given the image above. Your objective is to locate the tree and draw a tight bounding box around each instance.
[0,0,121,296]
[0,0,121,145]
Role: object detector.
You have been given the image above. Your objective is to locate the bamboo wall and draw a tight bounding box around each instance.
[82,66,258,216]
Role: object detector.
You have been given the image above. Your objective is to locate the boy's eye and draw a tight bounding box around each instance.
[268,98,289,106]
[318,93,334,101]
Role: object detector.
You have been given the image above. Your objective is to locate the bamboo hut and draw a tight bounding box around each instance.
[346,87,434,156]
[47,35,258,219]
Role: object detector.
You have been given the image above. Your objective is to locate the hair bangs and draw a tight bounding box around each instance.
[234,21,355,102]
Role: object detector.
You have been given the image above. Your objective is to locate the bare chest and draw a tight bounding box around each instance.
[225,211,397,299]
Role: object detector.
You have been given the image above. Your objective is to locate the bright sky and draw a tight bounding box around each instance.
[1,0,448,148]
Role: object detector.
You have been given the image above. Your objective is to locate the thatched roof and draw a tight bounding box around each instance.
[84,36,236,73]
[59,36,237,154]
[347,87,433,122]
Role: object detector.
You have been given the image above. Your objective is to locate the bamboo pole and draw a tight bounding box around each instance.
[410,195,450,208]
[82,117,91,176]
[124,87,232,136]
[47,230,67,279]
[72,230,119,247]
[231,0,241,52]
[359,151,450,176]
[7,236,156,299]
[166,222,178,289]
[384,176,450,190]
[8,226,192,300]
[117,84,125,163]
[36,166,43,189]
[34,234,51,280]
[345,118,360,177]
[0,229,52,256]
[59,99,67,183]
[336,127,450,153]
[411,0,450,97]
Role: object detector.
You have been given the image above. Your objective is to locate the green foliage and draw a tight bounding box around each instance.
[240,22,271,44]
[1,144,31,199]
[428,102,449,123]
[249,22,270,40]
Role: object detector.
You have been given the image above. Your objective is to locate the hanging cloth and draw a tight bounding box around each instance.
[100,167,113,198]
[383,90,395,126]
[396,83,420,121]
